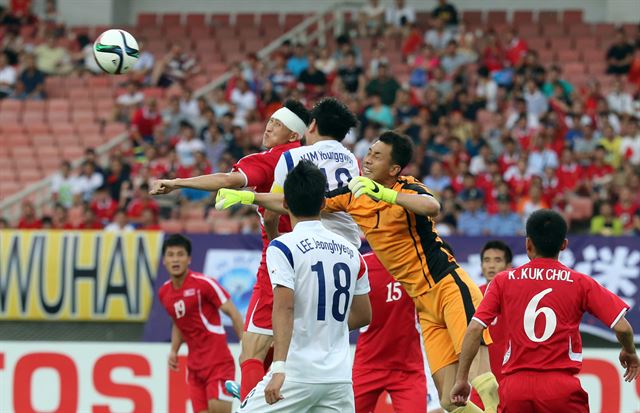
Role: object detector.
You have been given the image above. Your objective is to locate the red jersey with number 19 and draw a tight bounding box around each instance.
[474,258,629,376]
[353,253,424,372]
[158,271,234,372]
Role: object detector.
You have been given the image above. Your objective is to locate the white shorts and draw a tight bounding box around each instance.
[239,372,354,412]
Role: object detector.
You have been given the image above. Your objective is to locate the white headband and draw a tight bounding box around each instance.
[271,107,307,138]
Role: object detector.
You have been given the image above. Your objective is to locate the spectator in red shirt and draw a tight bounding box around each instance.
[504,158,531,198]
[586,146,615,188]
[90,187,119,224]
[17,200,42,229]
[481,31,503,73]
[615,187,639,231]
[556,148,583,192]
[503,28,528,67]
[50,203,73,229]
[139,209,161,230]
[131,98,162,144]
[78,207,104,230]
[127,183,160,224]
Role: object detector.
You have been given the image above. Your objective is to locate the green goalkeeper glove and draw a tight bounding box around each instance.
[348,176,398,204]
[215,189,255,210]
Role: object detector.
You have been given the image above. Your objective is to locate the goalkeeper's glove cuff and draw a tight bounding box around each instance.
[380,188,398,204]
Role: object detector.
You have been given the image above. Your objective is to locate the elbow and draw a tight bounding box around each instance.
[613,316,632,335]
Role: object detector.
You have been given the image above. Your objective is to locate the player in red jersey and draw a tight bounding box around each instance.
[470,241,512,409]
[151,100,310,400]
[158,234,245,413]
[451,209,639,413]
[353,252,427,413]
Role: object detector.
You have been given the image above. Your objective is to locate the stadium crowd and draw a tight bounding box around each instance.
[1,0,640,236]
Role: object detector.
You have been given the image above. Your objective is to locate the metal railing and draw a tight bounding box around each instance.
[0,6,345,221]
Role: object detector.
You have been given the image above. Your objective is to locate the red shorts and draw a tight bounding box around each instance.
[187,363,235,412]
[243,265,274,335]
[353,368,426,413]
[499,371,588,413]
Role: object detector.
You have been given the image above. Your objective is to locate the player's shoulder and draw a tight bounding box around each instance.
[158,280,172,295]
[189,272,219,287]
[397,175,430,194]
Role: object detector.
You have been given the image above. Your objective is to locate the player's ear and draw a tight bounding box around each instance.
[389,164,401,177]
[560,238,568,251]
[308,119,317,134]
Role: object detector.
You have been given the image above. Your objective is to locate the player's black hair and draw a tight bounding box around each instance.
[376,131,414,171]
[481,240,513,264]
[283,160,327,217]
[309,97,357,142]
[283,99,310,126]
[162,234,192,256]
[526,209,567,258]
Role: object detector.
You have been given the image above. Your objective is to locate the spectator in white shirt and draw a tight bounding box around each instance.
[51,160,77,208]
[476,66,498,112]
[230,78,257,123]
[523,80,548,120]
[104,208,135,232]
[424,17,453,51]
[527,135,558,176]
[385,0,415,35]
[175,121,206,167]
[75,161,104,202]
[131,37,155,85]
[114,81,144,122]
[0,53,16,98]
[358,0,385,37]
[606,78,634,115]
[621,118,640,166]
[179,87,199,120]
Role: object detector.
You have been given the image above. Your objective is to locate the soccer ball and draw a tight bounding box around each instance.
[93,29,139,75]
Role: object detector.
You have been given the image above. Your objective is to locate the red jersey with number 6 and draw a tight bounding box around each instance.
[353,252,424,372]
[159,271,234,371]
[474,257,629,376]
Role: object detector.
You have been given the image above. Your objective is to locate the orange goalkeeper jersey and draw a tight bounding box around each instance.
[325,175,457,297]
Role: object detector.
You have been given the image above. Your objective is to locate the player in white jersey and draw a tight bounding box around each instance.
[270,97,362,247]
[239,160,371,412]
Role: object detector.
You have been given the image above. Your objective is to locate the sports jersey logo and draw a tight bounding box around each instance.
[184,288,196,297]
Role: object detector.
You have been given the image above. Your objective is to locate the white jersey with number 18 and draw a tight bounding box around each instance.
[266,220,369,384]
[271,140,362,248]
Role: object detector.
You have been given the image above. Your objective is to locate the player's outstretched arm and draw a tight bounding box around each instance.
[450,320,485,406]
[348,294,372,330]
[168,323,184,371]
[395,192,440,217]
[220,300,245,342]
[215,189,288,215]
[149,172,247,195]
[348,177,440,216]
[265,285,294,405]
[612,316,639,382]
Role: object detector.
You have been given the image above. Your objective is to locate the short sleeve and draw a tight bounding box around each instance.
[232,153,272,188]
[324,187,352,213]
[270,152,292,193]
[472,275,503,327]
[583,276,630,328]
[267,240,296,290]
[199,276,229,308]
[354,254,370,296]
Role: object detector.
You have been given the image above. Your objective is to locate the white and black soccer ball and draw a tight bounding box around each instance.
[93,29,139,75]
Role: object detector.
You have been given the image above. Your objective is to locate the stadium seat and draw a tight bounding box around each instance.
[518,23,540,38]
[283,13,306,30]
[211,14,231,27]
[162,13,182,26]
[184,219,210,233]
[160,220,185,233]
[260,13,281,28]
[487,10,507,25]
[562,9,583,24]
[24,123,51,135]
[137,13,158,27]
[568,24,592,37]
[32,134,56,146]
[236,13,257,27]
[538,10,559,24]
[186,13,207,27]
[211,219,241,234]
[541,25,565,37]
[512,10,534,25]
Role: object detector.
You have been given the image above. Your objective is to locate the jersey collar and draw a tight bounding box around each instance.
[293,220,324,230]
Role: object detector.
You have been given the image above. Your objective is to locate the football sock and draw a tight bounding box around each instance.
[451,402,484,413]
[240,358,264,400]
[471,372,499,413]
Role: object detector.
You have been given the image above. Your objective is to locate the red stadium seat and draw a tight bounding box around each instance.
[22,111,46,123]
[51,123,76,135]
[61,146,84,160]
[137,13,158,27]
[541,25,565,37]
[0,99,22,112]
[35,145,60,158]
[568,24,592,37]
[236,13,256,27]
[54,134,80,147]
[189,26,211,39]
[160,220,185,233]
[512,10,533,25]
[186,13,207,27]
[487,10,507,26]
[518,23,540,38]
[549,37,574,50]
[104,123,127,137]
[211,14,231,27]
[24,123,50,135]
[31,134,56,146]
[284,13,307,30]
[562,10,583,25]
[556,49,581,63]
[260,13,281,29]
[162,13,182,26]
[461,10,483,26]
[537,10,559,25]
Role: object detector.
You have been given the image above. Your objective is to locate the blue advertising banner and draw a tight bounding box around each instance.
[143,235,639,343]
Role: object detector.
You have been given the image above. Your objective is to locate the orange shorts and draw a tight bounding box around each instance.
[413,267,491,374]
